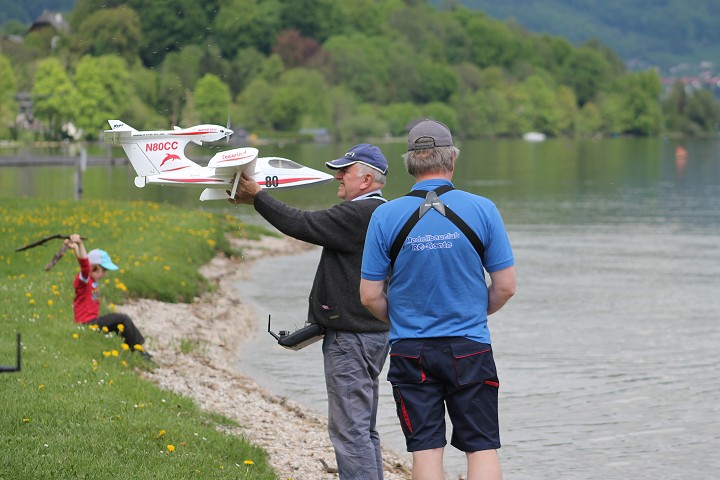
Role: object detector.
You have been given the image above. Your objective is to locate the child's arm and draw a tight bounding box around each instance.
[65,234,88,260]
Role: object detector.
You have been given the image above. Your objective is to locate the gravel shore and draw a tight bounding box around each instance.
[118,234,413,480]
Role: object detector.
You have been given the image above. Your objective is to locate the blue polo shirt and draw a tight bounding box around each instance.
[361,179,514,344]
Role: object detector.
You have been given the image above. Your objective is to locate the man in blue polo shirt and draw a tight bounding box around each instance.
[360,120,516,480]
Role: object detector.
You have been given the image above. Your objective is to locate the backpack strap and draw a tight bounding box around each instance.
[389,186,485,268]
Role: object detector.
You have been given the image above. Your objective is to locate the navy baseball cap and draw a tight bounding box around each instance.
[325,143,388,175]
[407,119,454,151]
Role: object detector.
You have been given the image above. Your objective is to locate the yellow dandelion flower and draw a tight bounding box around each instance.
[121,343,130,351]
[207,239,216,247]
[25,292,31,298]
[102,326,109,333]
[158,429,166,438]
[47,300,53,306]
[167,444,175,453]
[244,460,254,465]
[29,299,35,305]
[163,265,171,271]
[121,360,128,367]
[109,303,116,312]
[117,323,124,332]
[133,344,144,352]
[102,351,111,357]
[111,350,119,357]
[22,417,30,423]
[72,333,79,339]
[108,379,113,385]
[89,324,99,331]
[38,384,45,389]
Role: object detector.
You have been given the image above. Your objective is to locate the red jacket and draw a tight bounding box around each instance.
[72,257,101,323]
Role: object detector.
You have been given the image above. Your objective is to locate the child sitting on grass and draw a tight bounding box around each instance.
[65,233,152,361]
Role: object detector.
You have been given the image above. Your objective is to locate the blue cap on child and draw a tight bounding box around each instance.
[87,249,119,270]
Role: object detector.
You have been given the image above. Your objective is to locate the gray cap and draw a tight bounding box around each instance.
[407,119,453,151]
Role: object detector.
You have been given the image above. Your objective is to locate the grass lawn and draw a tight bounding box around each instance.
[0,197,278,479]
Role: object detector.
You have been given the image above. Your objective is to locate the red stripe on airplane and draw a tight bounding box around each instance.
[255,177,323,185]
[161,166,190,172]
[159,178,225,183]
[216,154,254,163]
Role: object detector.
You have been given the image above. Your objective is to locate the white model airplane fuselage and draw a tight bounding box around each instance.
[104,120,334,201]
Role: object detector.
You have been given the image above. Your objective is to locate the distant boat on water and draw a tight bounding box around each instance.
[523,132,547,142]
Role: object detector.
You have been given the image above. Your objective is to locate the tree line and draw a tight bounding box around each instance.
[0,0,717,142]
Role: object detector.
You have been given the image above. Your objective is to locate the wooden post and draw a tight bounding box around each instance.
[75,145,86,200]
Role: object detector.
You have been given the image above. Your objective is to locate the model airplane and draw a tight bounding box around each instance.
[104,120,334,201]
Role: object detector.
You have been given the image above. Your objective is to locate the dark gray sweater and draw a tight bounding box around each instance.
[253,190,389,333]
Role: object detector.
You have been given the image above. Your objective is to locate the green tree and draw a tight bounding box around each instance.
[127,0,219,67]
[69,0,125,30]
[0,53,18,132]
[228,48,266,97]
[411,62,458,104]
[215,0,281,56]
[459,87,512,138]
[32,58,80,139]
[560,46,612,106]
[576,102,603,137]
[615,70,662,136]
[380,102,422,137]
[72,6,142,64]
[421,102,459,135]
[236,77,275,130]
[322,34,390,103]
[73,55,133,138]
[685,89,720,134]
[156,45,204,125]
[193,74,232,124]
[519,74,564,136]
[326,85,359,142]
[337,107,388,143]
[555,85,578,136]
[662,80,689,133]
[273,68,329,129]
[463,13,527,69]
[279,0,343,42]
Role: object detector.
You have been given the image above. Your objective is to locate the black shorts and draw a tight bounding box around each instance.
[387,337,501,452]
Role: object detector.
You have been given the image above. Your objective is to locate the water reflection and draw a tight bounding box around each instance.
[236,221,720,479]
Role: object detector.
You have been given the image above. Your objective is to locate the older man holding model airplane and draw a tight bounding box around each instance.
[229,144,391,480]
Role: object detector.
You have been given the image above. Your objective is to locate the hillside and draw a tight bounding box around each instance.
[450,0,720,72]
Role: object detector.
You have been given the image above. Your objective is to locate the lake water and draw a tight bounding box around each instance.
[4,138,720,479]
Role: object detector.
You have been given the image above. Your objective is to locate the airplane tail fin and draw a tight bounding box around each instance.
[105,120,200,177]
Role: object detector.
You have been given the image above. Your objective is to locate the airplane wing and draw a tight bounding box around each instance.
[202,147,259,201]
[207,147,259,172]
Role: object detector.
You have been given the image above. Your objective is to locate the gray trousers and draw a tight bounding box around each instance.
[322,329,390,480]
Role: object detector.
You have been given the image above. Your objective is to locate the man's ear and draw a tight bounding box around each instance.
[361,173,374,188]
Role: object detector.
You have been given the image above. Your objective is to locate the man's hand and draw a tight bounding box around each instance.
[227,173,261,205]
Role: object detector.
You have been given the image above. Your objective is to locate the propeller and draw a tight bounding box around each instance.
[225,113,232,143]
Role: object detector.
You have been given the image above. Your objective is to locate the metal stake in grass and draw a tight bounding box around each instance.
[0,333,21,373]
